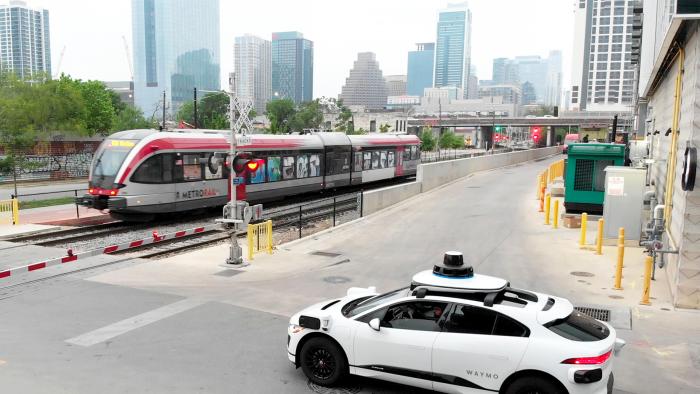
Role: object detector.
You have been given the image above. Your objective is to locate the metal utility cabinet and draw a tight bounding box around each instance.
[564,143,626,214]
[602,167,646,240]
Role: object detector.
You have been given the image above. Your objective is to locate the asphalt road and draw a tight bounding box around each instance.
[0,157,697,393]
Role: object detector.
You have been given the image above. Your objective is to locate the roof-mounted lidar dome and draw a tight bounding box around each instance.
[433,251,474,278]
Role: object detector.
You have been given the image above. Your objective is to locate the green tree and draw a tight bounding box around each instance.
[113,104,156,131]
[379,123,391,133]
[0,72,87,195]
[334,100,354,133]
[439,131,465,149]
[289,100,324,132]
[75,80,116,135]
[176,91,234,130]
[420,128,437,151]
[266,98,296,134]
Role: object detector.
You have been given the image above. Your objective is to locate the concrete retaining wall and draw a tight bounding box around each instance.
[362,181,422,216]
[362,146,561,216]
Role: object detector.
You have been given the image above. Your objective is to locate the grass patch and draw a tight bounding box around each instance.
[19,196,76,210]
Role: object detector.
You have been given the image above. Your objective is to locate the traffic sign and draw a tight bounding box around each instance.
[232,177,245,185]
[236,134,252,146]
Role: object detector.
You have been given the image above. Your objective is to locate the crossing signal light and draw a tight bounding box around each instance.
[246,160,260,172]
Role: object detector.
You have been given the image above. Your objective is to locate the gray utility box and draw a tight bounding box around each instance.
[602,167,646,240]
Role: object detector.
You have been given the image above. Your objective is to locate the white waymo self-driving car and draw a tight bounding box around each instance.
[287,252,625,394]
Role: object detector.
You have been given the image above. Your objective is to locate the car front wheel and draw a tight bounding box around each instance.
[299,337,347,386]
[505,376,566,394]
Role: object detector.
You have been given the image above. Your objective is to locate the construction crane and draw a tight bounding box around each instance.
[53,45,66,78]
[122,36,134,80]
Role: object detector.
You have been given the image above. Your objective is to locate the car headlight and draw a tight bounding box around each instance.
[288,324,304,334]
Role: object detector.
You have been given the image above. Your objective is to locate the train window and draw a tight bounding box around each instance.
[403,147,410,161]
[283,156,295,179]
[363,152,371,170]
[310,154,321,177]
[354,152,363,172]
[380,151,387,169]
[411,146,419,160]
[249,159,266,184]
[388,151,395,168]
[372,151,380,169]
[204,154,223,180]
[297,155,309,178]
[183,154,202,181]
[132,155,163,183]
[268,156,282,182]
[162,154,173,182]
[326,151,349,176]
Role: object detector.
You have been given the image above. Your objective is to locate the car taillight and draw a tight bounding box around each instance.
[109,189,118,196]
[561,350,612,365]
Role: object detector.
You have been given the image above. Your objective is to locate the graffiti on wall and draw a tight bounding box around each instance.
[0,140,102,182]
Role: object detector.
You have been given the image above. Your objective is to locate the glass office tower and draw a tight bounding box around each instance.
[132,0,220,119]
[434,2,472,98]
[272,31,313,104]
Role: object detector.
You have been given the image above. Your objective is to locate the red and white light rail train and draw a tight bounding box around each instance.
[77,129,421,221]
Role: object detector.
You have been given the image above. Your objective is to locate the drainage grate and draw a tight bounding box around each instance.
[310,251,342,258]
[575,306,610,322]
[213,269,243,277]
[307,381,361,394]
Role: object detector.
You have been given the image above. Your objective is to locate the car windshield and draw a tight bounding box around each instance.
[343,287,409,318]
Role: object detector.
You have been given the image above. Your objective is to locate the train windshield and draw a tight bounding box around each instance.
[91,139,137,188]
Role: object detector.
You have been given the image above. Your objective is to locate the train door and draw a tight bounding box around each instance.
[395,146,405,177]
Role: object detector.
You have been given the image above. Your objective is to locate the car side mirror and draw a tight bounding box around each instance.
[368,318,380,332]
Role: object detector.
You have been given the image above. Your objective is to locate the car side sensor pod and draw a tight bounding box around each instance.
[433,251,474,278]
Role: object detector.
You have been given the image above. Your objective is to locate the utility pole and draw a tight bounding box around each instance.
[193,87,198,128]
[438,98,442,155]
[161,91,166,131]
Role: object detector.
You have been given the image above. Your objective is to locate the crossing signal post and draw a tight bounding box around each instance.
[213,78,264,266]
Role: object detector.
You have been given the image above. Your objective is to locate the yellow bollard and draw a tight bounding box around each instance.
[544,194,551,225]
[266,220,273,254]
[539,186,545,212]
[247,224,254,261]
[595,218,604,255]
[579,213,588,247]
[640,255,653,305]
[553,200,559,229]
[537,175,543,199]
[618,227,625,267]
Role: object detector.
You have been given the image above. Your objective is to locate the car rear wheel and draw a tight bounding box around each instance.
[299,337,347,386]
[505,376,566,394]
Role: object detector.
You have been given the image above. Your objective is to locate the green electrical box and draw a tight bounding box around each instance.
[564,143,626,214]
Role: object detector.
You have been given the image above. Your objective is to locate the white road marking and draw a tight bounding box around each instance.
[65,298,206,347]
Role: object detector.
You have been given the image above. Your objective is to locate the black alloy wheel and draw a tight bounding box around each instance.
[299,337,347,386]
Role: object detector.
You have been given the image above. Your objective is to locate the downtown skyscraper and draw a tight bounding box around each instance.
[234,35,271,114]
[569,0,636,112]
[406,42,434,96]
[132,0,220,118]
[272,31,313,104]
[433,2,472,99]
[0,0,51,79]
[339,52,387,109]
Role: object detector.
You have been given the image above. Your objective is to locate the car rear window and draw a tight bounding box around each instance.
[545,311,610,341]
